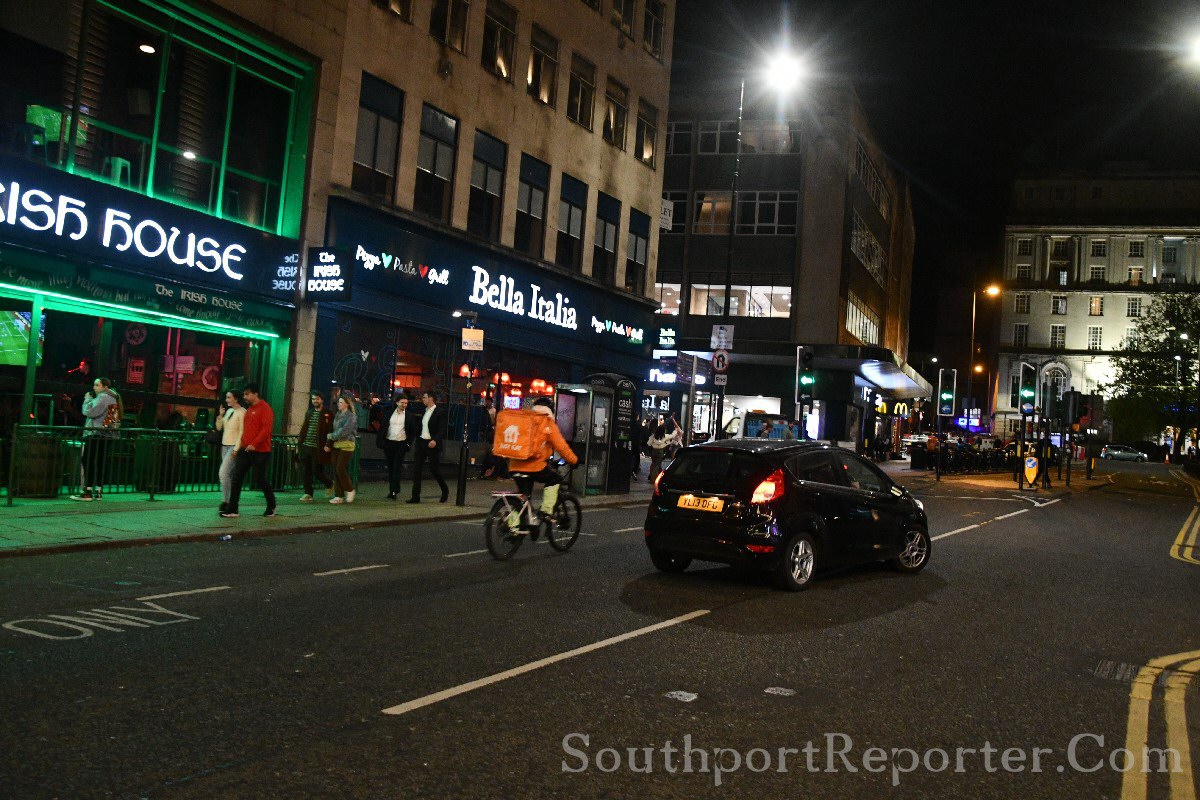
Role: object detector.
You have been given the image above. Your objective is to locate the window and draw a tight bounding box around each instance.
[1014,293,1030,314]
[467,130,506,241]
[566,55,595,129]
[787,453,841,486]
[1056,268,1069,286]
[1052,239,1069,257]
[643,0,666,58]
[1008,375,1020,408]
[1129,240,1145,257]
[698,120,738,153]
[1013,323,1029,348]
[1164,246,1178,265]
[736,192,798,235]
[481,0,516,81]
[850,211,888,286]
[692,191,731,234]
[527,26,558,106]
[666,121,692,155]
[835,452,889,494]
[688,275,791,318]
[612,0,635,37]
[1129,267,1144,285]
[515,154,549,258]
[635,100,658,167]
[626,209,650,294]
[1046,368,1068,399]
[1050,324,1066,349]
[430,0,469,51]
[352,73,403,201]
[1125,327,1138,348]
[556,173,587,271]
[1090,265,1107,282]
[375,0,412,19]
[1091,240,1107,257]
[845,292,881,345]
[1087,326,1103,350]
[655,280,680,314]
[603,78,628,149]
[1016,264,1032,280]
[1016,239,1033,256]
[414,104,457,221]
[1089,296,1103,316]
[742,120,798,154]
[662,191,687,234]
[1051,295,1067,315]
[1127,297,1143,318]
[593,192,620,286]
[853,140,891,220]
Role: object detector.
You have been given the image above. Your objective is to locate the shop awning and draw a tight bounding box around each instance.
[804,344,933,399]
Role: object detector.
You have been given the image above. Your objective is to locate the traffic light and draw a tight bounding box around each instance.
[937,368,957,417]
[795,346,816,402]
[1077,394,1091,424]
[1060,390,1080,424]
[1019,362,1037,409]
[1040,382,1059,419]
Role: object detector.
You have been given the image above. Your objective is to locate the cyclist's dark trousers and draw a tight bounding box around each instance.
[513,467,561,497]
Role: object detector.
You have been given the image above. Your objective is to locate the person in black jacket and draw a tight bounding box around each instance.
[377,393,420,499]
[407,390,449,503]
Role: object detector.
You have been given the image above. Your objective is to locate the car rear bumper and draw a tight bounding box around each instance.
[644,515,784,570]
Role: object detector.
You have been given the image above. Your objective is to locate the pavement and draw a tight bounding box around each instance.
[0,455,1089,559]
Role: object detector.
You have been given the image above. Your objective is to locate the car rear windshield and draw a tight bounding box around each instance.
[669,450,768,482]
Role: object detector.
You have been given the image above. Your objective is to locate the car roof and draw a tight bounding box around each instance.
[681,439,845,457]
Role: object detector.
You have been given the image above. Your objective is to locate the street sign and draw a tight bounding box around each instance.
[1021,402,1034,415]
[659,198,673,231]
[461,327,484,351]
[710,324,734,350]
[713,373,728,386]
[712,349,729,373]
[1023,456,1039,487]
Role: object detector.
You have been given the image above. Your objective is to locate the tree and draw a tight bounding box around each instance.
[1104,293,1200,455]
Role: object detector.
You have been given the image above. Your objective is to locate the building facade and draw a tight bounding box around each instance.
[0,0,672,448]
[995,170,1200,437]
[655,78,925,448]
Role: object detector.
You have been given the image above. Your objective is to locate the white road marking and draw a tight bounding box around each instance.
[664,690,698,702]
[444,549,489,558]
[454,521,481,526]
[993,509,1029,521]
[921,496,1022,502]
[614,526,644,533]
[313,565,389,577]
[136,586,231,601]
[932,524,979,541]
[764,687,796,696]
[381,609,711,716]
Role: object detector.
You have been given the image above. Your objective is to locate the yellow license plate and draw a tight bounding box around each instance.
[678,494,724,513]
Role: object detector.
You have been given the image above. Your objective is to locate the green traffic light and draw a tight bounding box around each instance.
[1020,388,1035,399]
[940,392,953,400]
[799,374,815,386]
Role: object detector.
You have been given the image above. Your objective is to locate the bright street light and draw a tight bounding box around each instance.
[763,52,806,94]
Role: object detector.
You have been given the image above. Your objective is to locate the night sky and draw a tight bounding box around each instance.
[672,0,1200,349]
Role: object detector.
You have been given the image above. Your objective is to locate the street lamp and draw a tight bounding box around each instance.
[452,309,479,506]
[966,284,1001,429]
[717,50,807,436]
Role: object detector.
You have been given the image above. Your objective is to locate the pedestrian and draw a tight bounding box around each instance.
[378,393,417,499]
[407,389,449,504]
[220,383,276,518]
[297,391,333,502]
[70,377,122,501]
[665,413,683,457]
[478,406,508,480]
[216,389,245,513]
[647,423,670,480]
[326,394,359,504]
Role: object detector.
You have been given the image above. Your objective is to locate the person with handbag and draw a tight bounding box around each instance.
[377,393,418,499]
[325,394,359,504]
[215,389,245,514]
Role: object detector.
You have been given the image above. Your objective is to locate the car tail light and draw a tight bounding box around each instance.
[746,544,775,554]
[653,470,665,497]
[751,469,785,504]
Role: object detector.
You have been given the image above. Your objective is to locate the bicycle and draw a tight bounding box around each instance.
[484,463,581,560]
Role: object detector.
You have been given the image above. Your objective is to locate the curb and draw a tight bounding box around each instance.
[0,495,651,560]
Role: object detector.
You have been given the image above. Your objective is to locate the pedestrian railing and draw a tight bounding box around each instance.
[934,447,1018,475]
[3,424,357,504]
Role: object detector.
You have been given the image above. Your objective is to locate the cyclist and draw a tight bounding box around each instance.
[507,397,579,533]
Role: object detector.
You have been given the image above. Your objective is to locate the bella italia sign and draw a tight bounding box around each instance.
[0,153,299,300]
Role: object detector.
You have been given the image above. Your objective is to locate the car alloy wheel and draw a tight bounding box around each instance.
[776,533,815,591]
[891,528,931,574]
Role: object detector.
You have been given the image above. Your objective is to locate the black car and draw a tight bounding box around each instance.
[643,440,930,591]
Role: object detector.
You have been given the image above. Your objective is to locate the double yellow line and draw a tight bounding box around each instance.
[1121,650,1200,800]
[1172,505,1200,566]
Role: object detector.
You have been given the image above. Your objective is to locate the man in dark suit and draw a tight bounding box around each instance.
[408,390,449,503]
[376,393,422,499]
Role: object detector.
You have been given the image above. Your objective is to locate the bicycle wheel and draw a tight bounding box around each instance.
[485,498,524,560]
[546,495,582,551]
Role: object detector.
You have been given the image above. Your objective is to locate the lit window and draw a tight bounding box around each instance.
[527,26,558,106]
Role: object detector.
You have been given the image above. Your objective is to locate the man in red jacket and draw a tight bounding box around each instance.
[220,383,277,518]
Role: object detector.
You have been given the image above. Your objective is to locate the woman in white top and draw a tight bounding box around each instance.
[216,389,246,512]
